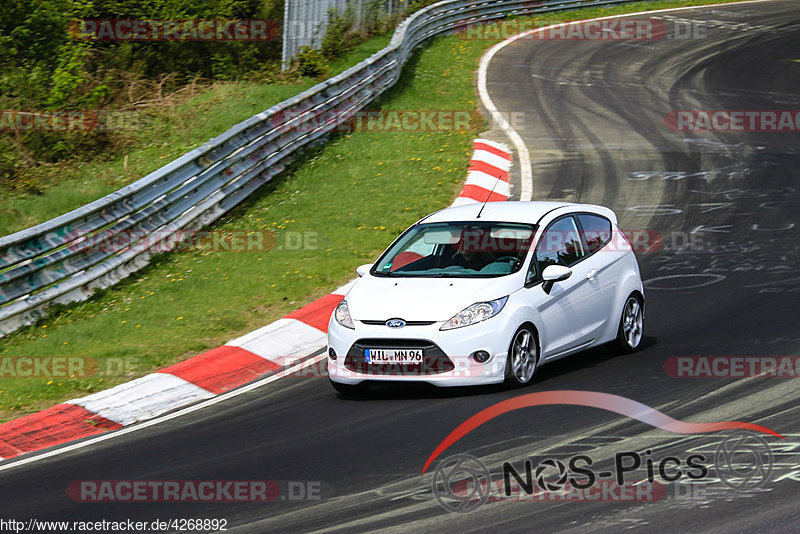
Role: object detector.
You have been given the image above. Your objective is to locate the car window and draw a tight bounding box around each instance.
[536,216,585,271]
[525,257,538,285]
[373,221,536,278]
[384,232,439,272]
[577,213,612,254]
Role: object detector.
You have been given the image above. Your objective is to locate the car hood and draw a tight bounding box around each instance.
[345,274,521,322]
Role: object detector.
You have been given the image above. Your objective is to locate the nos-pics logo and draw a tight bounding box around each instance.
[431,432,773,513]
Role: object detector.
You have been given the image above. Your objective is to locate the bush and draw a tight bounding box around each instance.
[363,0,389,35]
[294,46,328,78]
[0,0,286,191]
[321,6,355,60]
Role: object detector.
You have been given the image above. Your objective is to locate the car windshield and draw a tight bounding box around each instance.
[372,221,536,278]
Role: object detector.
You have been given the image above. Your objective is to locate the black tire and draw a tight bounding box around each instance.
[330,380,369,396]
[613,294,644,354]
[504,325,539,388]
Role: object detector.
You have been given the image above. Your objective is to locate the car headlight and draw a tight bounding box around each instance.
[440,296,508,330]
[334,300,355,329]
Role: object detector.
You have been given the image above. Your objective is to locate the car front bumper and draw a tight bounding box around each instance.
[327,314,517,386]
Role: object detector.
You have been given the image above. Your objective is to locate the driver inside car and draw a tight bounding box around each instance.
[451,227,493,271]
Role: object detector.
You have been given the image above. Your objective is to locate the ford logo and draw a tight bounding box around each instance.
[386,318,406,328]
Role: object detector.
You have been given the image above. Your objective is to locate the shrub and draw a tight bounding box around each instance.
[321,6,355,60]
[294,46,328,78]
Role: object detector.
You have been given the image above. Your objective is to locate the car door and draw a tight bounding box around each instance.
[524,214,607,358]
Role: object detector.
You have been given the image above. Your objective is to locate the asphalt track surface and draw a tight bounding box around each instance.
[2,2,800,532]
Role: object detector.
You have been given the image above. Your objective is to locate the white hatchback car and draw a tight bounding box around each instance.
[327,201,644,394]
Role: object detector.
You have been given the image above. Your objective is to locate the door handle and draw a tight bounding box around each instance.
[586,269,598,280]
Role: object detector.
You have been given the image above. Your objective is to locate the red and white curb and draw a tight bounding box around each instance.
[0,139,511,461]
[0,283,353,460]
[452,139,512,205]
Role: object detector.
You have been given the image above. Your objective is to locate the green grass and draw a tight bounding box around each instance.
[0,32,393,236]
[0,31,482,421]
[0,0,753,421]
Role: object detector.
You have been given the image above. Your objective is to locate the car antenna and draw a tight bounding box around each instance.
[475,174,501,219]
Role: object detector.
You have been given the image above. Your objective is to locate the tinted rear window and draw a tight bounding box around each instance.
[577,214,612,254]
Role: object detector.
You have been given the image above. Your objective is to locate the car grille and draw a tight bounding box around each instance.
[344,338,454,375]
[359,320,437,326]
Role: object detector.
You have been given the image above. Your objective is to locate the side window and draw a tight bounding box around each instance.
[525,254,537,285]
[577,214,612,255]
[536,216,585,271]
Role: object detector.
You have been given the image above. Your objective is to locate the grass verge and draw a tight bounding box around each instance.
[0,0,752,421]
[0,32,392,235]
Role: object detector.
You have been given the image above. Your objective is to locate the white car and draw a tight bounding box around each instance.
[327,201,644,394]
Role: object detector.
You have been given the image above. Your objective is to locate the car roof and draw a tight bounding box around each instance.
[420,201,616,225]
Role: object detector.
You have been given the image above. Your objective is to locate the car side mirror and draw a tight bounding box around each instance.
[356,263,373,277]
[541,265,572,294]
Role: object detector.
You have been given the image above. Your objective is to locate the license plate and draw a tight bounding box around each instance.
[364,348,423,364]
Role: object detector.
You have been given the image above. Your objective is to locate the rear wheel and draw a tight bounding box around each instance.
[505,326,538,387]
[613,294,644,353]
[330,380,368,396]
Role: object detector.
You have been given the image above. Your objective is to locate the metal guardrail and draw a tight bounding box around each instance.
[0,0,647,337]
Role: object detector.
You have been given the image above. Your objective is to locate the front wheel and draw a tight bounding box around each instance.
[505,326,539,388]
[613,294,644,353]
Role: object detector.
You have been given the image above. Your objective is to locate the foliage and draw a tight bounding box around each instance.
[320,4,355,60]
[295,46,328,77]
[0,0,285,188]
